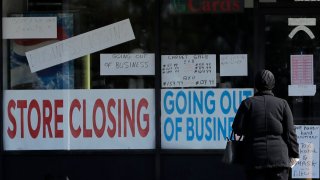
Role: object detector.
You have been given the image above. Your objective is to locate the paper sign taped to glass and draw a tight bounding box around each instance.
[289,55,316,96]
[26,19,135,73]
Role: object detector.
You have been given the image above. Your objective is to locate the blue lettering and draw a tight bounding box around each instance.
[243,90,253,99]
[228,117,234,138]
[205,90,215,114]
[205,117,212,141]
[220,91,231,114]
[213,117,217,141]
[193,91,203,114]
[176,117,182,141]
[164,91,174,114]
[188,91,192,114]
[186,117,194,141]
[195,117,204,141]
[217,117,227,140]
[232,90,242,113]
[176,91,187,114]
[164,117,174,141]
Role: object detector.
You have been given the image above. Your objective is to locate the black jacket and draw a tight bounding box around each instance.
[232,91,299,169]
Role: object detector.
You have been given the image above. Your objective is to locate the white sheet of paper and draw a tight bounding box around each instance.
[292,125,320,179]
[161,54,216,88]
[2,17,57,39]
[26,19,135,72]
[288,85,316,96]
[220,54,248,76]
[290,55,314,85]
[288,18,316,26]
[100,54,155,75]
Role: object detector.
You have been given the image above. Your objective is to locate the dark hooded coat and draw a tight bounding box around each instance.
[232,70,299,169]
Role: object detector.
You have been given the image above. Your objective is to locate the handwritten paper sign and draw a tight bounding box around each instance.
[220,54,247,76]
[292,125,320,179]
[2,17,57,39]
[26,19,135,72]
[161,54,216,88]
[288,85,316,96]
[100,54,155,75]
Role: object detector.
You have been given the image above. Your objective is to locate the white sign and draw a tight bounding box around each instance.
[161,88,253,149]
[2,17,57,39]
[161,55,216,88]
[293,125,320,179]
[288,18,316,26]
[288,18,316,39]
[220,54,248,76]
[3,89,155,150]
[291,55,314,85]
[100,54,155,75]
[289,55,316,96]
[26,19,135,72]
[288,85,316,96]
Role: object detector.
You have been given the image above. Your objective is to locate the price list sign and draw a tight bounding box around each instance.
[161,54,216,88]
[291,55,313,85]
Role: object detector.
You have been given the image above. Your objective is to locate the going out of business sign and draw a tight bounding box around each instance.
[171,0,244,14]
[161,88,253,149]
[3,89,155,150]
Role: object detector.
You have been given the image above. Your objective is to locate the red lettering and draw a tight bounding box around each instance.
[42,100,53,138]
[17,100,27,138]
[7,100,17,139]
[137,98,149,137]
[54,100,63,138]
[69,99,81,138]
[187,0,200,12]
[93,99,106,138]
[232,0,240,11]
[118,99,121,137]
[202,0,211,12]
[83,100,92,137]
[28,100,41,139]
[212,1,219,12]
[220,0,231,12]
[124,99,135,137]
[107,99,116,137]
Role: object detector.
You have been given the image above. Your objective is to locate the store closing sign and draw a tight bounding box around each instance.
[161,88,253,149]
[3,89,155,150]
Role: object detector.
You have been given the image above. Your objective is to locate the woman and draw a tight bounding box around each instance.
[232,69,299,180]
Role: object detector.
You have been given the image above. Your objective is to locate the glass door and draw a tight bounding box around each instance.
[262,12,320,180]
[263,14,320,124]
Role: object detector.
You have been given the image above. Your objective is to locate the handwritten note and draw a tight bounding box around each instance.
[161,54,216,88]
[292,125,320,179]
[2,17,57,39]
[26,19,135,72]
[100,54,155,75]
[288,85,316,96]
[220,54,247,76]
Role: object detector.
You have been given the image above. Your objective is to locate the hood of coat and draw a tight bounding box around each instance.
[255,69,275,91]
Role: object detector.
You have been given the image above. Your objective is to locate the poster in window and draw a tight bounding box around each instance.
[9,13,74,89]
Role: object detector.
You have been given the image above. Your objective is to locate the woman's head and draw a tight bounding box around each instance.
[255,69,275,91]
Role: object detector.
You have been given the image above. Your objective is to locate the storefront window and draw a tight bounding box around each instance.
[2,0,156,151]
[2,1,320,180]
[161,0,254,89]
